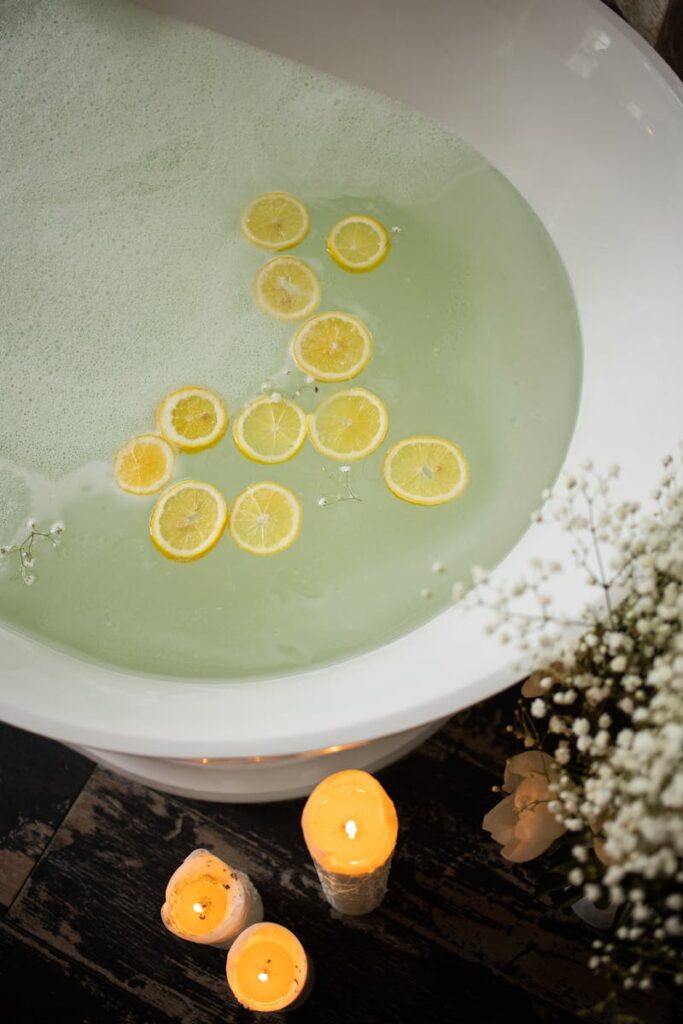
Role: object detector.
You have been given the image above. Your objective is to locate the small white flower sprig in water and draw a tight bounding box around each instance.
[0,519,65,585]
[469,453,683,1009]
[316,465,361,509]
[260,373,320,404]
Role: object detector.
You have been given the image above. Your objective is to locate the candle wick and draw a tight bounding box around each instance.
[257,971,269,983]
[344,819,358,840]
[192,899,208,920]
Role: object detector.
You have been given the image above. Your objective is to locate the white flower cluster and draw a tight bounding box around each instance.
[472,454,683,993]
[0,519,65,585]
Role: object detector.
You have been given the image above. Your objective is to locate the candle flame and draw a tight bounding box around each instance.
[257,971,269,983]
[344,819,358,840]
[192,901,205,914]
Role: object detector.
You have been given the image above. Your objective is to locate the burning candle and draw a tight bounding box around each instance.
[161,849,263,949]
[226,922,312,1013]
[301,769,398,915]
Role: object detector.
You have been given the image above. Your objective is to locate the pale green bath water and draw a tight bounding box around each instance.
[0,0,581,679]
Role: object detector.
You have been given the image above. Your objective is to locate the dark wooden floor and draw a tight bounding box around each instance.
[0,686,679,1024]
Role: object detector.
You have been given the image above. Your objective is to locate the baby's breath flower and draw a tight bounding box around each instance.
[478,453,683,995]
[530,698,546,719]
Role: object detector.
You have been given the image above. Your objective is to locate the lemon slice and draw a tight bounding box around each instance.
[383,436,469,506]
[113,434,175,495]
[292,312,373,382]
[240,192,309,250]
[327,215,390,273]
[230,482,302,556]
[309,388,388,461]
[150,480,228,561]
[157,387,228,452]
[233,395,307,464]
[254,256,321,321]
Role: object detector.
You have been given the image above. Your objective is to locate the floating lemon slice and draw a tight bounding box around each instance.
[240,192,309,250]
[327,215,390,273]
[230,482,302,556]
[309,388,388,461]
[150,480,228,561]
[157,386,228,452]
[233,395,307,464]
[113,434,175,495]
[383,436,469,506]
[254,256,321,320]
[292,312,373,382]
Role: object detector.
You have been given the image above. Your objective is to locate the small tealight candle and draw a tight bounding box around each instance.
[226,922,312,1013]
[161,849,263,949]
[301,769,398,915]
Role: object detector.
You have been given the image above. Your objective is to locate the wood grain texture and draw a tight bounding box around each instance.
[657,0,683,77]
[0,722,92,910]
[2,758,583,1024]
[0,921,175,1024]
[1,692,677,1024]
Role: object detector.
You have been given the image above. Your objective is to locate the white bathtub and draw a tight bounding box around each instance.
[1,0,681,799]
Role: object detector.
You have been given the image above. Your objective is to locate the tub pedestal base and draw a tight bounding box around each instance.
[75,718,445,803]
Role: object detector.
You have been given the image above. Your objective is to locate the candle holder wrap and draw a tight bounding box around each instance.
[312,853,394,916]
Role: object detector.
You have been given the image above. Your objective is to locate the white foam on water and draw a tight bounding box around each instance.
[0,464,31,543]
[0,0,483,480]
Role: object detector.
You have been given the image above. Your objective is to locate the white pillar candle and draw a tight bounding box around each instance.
[161,849,263,949]
[301,769,399,916]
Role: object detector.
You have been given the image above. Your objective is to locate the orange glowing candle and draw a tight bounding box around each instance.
[226,922,312,1013]
[161,849,263,949]
[301,769,398,915]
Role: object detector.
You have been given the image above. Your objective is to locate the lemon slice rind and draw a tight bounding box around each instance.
[308,387,389,462]
[230,482,302,556]
[327,214,390,273]
[291,312,373,382]
[254,256,321,321]
[150,480,228,561]
[383,436,469,506]
[233,396,308,464]
[240,192,309,251]
[156,386,228,453]
[113,434,176,496]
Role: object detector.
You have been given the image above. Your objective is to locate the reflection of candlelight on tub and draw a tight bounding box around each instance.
[226,922,313,1013]
[302,769,398,915]
[161,849,263,949]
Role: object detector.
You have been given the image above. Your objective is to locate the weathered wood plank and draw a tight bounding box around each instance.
[0,723,93,910]
[0,920,176,1024]
[6,761,590,1024]
[3,683,678,1023]
[657,0,683,77]
[417,682,521,775]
